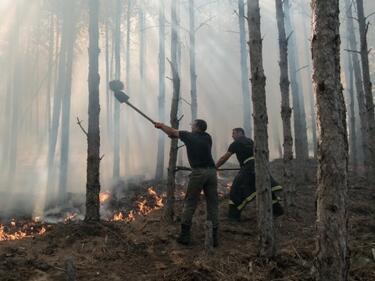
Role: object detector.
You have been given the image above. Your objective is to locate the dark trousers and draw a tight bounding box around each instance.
[229,161,282,211]
[181,168,219,227]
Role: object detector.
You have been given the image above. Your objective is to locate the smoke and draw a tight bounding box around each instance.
[0,0,374,217]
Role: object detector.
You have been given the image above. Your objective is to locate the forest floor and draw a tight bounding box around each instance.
[0,160,375,281]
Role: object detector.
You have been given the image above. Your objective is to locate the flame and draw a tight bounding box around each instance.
[99,191,111,204]
[148,187,164,208]
[0,224,26,241]
[64,213,78,223]
[126,210,135,222]
[38,227,46,235]
[0,188,165,241]
[112,212,124,221]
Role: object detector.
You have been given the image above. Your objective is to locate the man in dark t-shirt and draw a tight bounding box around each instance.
[216,128,283,220]
[155,119,218,246]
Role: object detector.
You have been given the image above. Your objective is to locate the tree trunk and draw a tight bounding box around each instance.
[189,0,198,121]
[46,13,55,137]
[284,0,309,171]
[139,0,145,96]
[155,0,166,180]
[113,0,122,179]
[247,0,274,258]
[347,57,358,169]
[58,0,77,203]
[1,11,19,176]
[356,0,375,182]
[275,0,295,216]
[164,0,180,222]
[7,3,21,184]
[238,0,252,137]
[124,0,132,176]
[345,0,367,171]
[47,5,68,200]
[85,0,101,222]
[302,14,317,158]
[345,39,357,169]
[311,0,349,279]
[105,18,112,139]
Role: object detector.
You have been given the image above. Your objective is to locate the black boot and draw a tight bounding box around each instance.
[213,227,219,247]
[228,205,241,221]
[272,202,284,217]
[177,224,191,245]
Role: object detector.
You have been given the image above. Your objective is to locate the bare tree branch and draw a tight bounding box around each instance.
[76,117,88,137]
[180,97,191,106]
[344,48,361,54]
[178,114,184,122]
[296,65,309,73]
[365,11,375,20]
[195,16,216,33]
[177,144,185,150]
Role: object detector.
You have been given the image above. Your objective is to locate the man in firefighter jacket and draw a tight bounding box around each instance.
[216,128,284,220]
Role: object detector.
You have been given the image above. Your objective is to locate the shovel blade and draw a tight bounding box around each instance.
[114,90,130,103]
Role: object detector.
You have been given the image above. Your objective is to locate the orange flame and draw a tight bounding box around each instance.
[38,227,46,235]
[1,224,27,241]
[64,213,78,223]
[112,212,124,221]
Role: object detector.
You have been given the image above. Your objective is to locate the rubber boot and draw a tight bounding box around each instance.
[272,202,284,217]
[177,224,191,245]
[213,227,219,248]
[228,204,241,221]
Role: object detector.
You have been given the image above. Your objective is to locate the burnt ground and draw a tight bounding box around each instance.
[1,160,375,281]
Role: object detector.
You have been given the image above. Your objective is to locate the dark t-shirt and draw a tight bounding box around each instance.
[179,131,215,169]
[228,136,254,166]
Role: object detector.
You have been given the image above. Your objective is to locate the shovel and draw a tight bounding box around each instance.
[109,80,156,125]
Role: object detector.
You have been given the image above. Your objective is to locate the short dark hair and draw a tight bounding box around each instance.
[194,119,207,132]
[233,128,245,135]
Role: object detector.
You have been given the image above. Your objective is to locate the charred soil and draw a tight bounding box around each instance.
[0,160,374,281]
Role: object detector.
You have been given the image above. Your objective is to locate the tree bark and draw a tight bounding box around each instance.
[247,0,274,258]
[238,0,252,137]
[164,0,181,222]
[356,0,375,182]
[311,0,349,279]
[345,0,367,171]
[275,0,295,216]
[284,0,309,172]
[155,0,166,180]
[85,0,101,222]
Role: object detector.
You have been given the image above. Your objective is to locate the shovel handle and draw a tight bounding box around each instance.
[125,101,156,125]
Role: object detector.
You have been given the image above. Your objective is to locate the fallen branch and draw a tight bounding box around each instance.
[65,258,76,281]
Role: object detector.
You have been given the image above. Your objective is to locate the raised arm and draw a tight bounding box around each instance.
[155,122,179,138]
[215,152,233,169]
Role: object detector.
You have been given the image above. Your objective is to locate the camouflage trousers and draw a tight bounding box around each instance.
[181,168,219,227]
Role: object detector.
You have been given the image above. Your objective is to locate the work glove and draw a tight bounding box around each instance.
[154,122,164,129]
